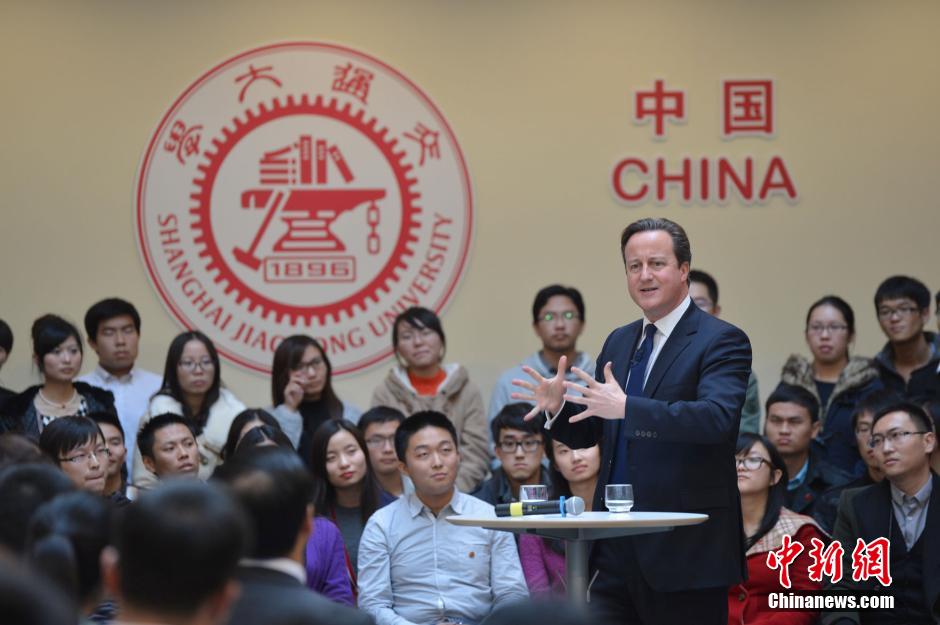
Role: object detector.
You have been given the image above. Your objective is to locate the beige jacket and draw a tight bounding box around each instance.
[371,364,489,492]
[130,388,245,491]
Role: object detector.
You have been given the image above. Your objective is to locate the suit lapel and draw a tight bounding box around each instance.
[643,305,699,397]
[922,474,940,579]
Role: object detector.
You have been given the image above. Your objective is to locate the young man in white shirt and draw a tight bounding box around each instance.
[79,298,162,471]
[358,410,528,625]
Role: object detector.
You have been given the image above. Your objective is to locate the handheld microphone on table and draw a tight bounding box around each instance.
[495,496,585,517]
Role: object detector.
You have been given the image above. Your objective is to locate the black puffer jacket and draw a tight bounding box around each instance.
[0,382,116,440]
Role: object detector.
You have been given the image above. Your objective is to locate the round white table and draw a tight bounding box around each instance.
[447,511,708,608]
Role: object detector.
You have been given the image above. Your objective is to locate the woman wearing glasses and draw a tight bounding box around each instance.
[371,306,488,492]
[131,331,244,489]
[269,335,360,470]
[780,296,882,475]
[0,315,115,438]
[729,432,825,625]
[38,415,110,495]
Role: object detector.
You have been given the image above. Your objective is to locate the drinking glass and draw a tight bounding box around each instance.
[605,484,634,513]
[520,484,549,502]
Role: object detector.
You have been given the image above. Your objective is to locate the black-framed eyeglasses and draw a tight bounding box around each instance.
[735,456,770,471]
[498,439,543,454]
[877,305,920,319]
[868,430,929,449]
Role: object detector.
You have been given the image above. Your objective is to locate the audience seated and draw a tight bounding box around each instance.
[823,401,938,625]
[519,432,601,597]
[371,306,489,492]
[222,408,284,460]
[780,296,883,476]
[0,318,13,402]
[728,432,825,625]
[488,285,595,424]
[872,276,939,401]
[305,474,357,606]
[0,314,115,439]
[88,411,130,505]
[213,447,371,625]
[359,406,413,498]
[690,270,762,433]
[136,413,200,483]
[100,480,247,625]
[38,416,110,496]
[764,383,853,532]
[78,298,162,472]
[310,419,394,597]
[844,389,902,490]
[131,331,245,489]
[269,335,361,466]
[0,463,74,555]
[358,411,528,624]
[26,491,113,622]
[473,403,551,505]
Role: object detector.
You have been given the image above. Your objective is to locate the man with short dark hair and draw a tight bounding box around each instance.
[873,276,939,401]
[215,447,372,625]
[358,411,528,625]
[101,480,247,625]
[823,402,939,625]
[488,285,594,422]
[689,269,761,433]
[516,218,752,624]
[763,383,852,531]
[472,403,551,505]
[846,389,902,489]
[360,406,413,498]
[78,298,161,469]
[137,413,200,482]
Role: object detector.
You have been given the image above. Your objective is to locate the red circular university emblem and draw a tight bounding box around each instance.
[136,42,473,375]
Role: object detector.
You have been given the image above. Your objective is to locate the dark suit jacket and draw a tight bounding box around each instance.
[822,474,940,625]
[551,302,751,592]
[225,565,373,625]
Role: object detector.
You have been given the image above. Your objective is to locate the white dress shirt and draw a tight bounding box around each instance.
[79,365,162,471]
[358,490,528,625]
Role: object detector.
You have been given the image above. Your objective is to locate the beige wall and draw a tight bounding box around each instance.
[2,0,938,420]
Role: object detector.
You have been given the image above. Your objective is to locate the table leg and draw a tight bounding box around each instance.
[564,539,589,609]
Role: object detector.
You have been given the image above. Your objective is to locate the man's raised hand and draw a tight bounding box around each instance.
[511,354,568,420]
[565,362,627,423]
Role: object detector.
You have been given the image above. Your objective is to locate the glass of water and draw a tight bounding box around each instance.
[520,484,549,502]
[605,484,634,513]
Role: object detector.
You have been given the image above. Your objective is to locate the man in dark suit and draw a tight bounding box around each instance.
[214,447,372,625]
[514,217,751,624]
[823,401,939,625]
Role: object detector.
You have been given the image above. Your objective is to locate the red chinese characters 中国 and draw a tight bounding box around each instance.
[851,537,892,587]
[633,79,686,139]
[722,80,774,137]
[765,534,805,589]
[807,537,844,583]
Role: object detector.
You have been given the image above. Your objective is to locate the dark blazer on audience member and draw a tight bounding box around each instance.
[552,302,752,593]
[822,475,940,625]
[225,565,373,625]
[786,445,854,533]
[0,382,116,439]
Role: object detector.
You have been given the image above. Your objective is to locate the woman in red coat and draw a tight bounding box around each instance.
[729,433,826,625]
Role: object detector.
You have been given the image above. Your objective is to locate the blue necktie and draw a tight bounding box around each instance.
[610,323,657,484]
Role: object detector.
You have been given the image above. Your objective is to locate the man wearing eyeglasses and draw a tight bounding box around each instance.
[873,276,940,401]
[823,401,939,625]
[488,285,594,424]
[472,403,551,505]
